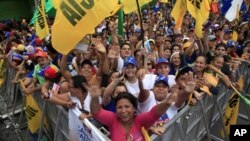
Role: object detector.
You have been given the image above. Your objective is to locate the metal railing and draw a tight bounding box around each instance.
[1,62,249,141]
[151,62,250,141]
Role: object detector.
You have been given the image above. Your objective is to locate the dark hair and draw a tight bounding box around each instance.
[171,43,182,52]
[50,72,62,84]
[134,49,141,57]
[71,75,87,93]
[115,83,128,92]
[211,54,225,62]
[120,42,132,50]
[115,92,138,110]
[109,70,118,79]
[196,55,208,64]
[215,42,227,50]
[24,60,34,71]
[46,42,59,54]
[176,66,193,80]
[80,59,93,68]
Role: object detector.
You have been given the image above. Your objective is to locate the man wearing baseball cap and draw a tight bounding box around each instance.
[223,29,233,41]
[155,58,176,87]
[23,51,58,94]
[137,71,195,135]
[227,40,238,58]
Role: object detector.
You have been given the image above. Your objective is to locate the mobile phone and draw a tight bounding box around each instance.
[99,127,110,136]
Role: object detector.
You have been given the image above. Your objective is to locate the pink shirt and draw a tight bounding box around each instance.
[93,106,160,141]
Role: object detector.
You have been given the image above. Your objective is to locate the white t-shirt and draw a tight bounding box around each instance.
[68,92,102,114]
[167,75,176,88]
[124,79,140,97]
[68,93,101,141]
[117,56,124,72]
[138,91,178,120]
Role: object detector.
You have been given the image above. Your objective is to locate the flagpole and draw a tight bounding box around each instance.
[135,0,147,70]
[34,0,38,7]
[135,0,144,48]
[208,64,241,95]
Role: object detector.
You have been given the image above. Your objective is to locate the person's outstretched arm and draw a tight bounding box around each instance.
[59,55,72,81]
[102,73,124,106]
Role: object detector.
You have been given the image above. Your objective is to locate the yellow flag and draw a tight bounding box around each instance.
[19,80,49,133]
[223,92,240,136]
[160,0,169,3]
[232,31,238,42]
[186,0,210,38]
[36,0,49,39]
[52,0,122,55]
[25,95,44,133]
[0,48,6,87]
[141,127,151,141]
[200,86,212,96]
[52,0,61,9]
[222,76,243,137]
[171,0,187,30]
[121,0,151,14]
[203,72,219,87]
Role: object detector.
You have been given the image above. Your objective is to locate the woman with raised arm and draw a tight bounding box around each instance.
[90,84,177,141]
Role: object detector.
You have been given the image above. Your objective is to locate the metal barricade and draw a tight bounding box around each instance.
[238,62,250,122]
[1,63,249,141]
[0,64,27,141]
[151,63,250,141]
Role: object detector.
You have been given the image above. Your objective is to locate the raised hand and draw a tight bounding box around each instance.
[114,71,124,83]
[184,71,196,94]
[170,84,180,95]
[88,85,102,99]
[165,92,177,105]
[136,69,146,81]
[107,44,120,59]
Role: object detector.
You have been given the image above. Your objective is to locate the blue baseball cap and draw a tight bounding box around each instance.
[124,56,137,67]
[156,58,169,68]
[135,28,141,33]
[155,74,168,86]
[227,40,236,47]
[12,53,23,62]
[224,29,233,34]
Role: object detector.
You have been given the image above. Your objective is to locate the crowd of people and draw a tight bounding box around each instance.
[0,2,250,141]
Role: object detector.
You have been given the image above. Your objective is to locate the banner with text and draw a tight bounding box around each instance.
[52,0,122,55]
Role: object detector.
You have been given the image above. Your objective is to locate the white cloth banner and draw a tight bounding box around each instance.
[68,96,109,141]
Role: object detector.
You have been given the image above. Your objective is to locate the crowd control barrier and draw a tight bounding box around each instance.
[151,62,250,141]
[0,62,249,141]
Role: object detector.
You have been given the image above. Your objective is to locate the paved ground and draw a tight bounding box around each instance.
[0,113,33,141]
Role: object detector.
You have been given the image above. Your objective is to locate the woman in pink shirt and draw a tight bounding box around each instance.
[89,85,177,141]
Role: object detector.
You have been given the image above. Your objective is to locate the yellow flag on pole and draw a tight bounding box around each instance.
[52,0,61,9]
[222,76,243,137]
[52,0,122,55]
[203,72,219,87]
[160,0,169,3]
[36,0,49,39]
[19,80,49,134]
[121,0,152,14]
[186,0,210,38]
[171,0,187,30]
